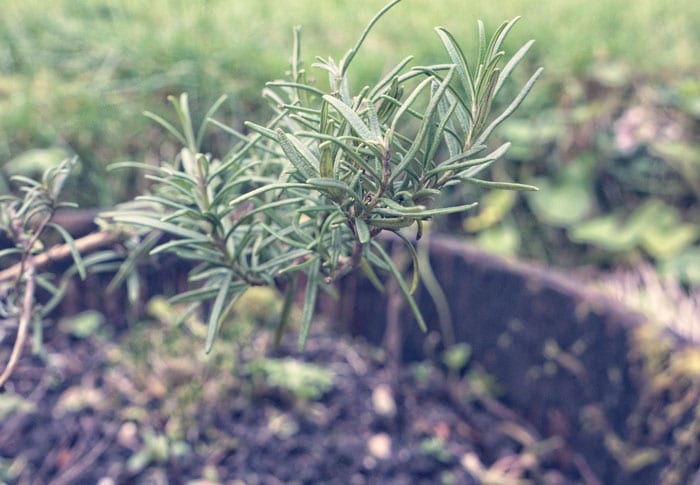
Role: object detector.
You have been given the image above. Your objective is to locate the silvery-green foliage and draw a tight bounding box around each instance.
[0,158,89,318]
[108,0,542,351]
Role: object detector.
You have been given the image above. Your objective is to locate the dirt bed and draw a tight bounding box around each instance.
[0,320,588,484]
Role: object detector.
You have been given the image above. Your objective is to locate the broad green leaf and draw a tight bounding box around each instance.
[475,224,521,258]
[642,224,698,259]
[527,179,593,227]
[659,249,700,286]
[464,189,517,232]
[569,215,640,252]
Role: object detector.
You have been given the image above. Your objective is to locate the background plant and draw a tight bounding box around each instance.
[0,159,117,387]
[2,0,696,205]
[2,0,697,295]
[455,74,700,288]
[106,0,541,352]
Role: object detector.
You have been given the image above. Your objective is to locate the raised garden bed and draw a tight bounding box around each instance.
[341,235,700,483]
[2,234,699,484]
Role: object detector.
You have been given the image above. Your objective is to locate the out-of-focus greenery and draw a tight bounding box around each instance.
[458,65,700,285]
[1,0,698,204]
[1,0,699,283]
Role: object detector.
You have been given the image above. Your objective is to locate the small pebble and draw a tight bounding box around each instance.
[367,432,392,459]
[117,421,139,448]
[371,384,396,418]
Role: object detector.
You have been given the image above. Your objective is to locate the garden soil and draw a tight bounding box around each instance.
[2,325,588,484]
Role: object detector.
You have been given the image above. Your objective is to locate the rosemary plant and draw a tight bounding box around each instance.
[107,0,542,352]
[0,159,107,387]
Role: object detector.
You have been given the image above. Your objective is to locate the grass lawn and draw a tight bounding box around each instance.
[1,0,698,204]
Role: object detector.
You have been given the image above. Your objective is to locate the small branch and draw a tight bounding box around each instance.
[0,257,35,389]
[0,230,120,284]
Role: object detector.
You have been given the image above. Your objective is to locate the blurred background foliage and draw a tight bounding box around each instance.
[1,0,699,283]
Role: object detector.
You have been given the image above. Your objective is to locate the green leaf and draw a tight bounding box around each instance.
[527,178,593,226]
[322,95,375,141]
[659,248,700,286]
[170,93,197,151]
[569,215,639,252]
[205,271,235,353]
[429,142,509,177]
[228,182,309,207]
[107,231,161,293]
[274,276,298,346]
[277,130,320,180]
[112,214,206,241]
[473,67,543,147]
[355,218,370,244]
[48,222,86,280]
[372,241,427,332]
[306,177,358,200]
[196,95,228,150]
[340,0,402,76]
[298,257,320,351]
[461,178,538,191]
[266,81,326,98]
[642,224,698,259]
[169,286,227,304]
[407,202,479,217]
[391,230,421,295]
[359,256,385,293]
[0,248,22,260]
[435,27,475,105]
[391,67,455,181]
[495,39,535,96]
[59,310,104,339]
[244,121,280,142]
[369,55,413,100]
[143,110,186,147]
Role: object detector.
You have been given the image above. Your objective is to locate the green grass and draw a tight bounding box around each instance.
[1,0,698,204]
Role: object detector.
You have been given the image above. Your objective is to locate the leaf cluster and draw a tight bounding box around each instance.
[107,0,541,351]
[0,158,122,387]
[0,158,85,321]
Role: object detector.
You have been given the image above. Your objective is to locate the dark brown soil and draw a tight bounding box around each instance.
[1,321,586,485]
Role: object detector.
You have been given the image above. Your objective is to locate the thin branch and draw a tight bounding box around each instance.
[0,257,35,389]
[0,230,120,283]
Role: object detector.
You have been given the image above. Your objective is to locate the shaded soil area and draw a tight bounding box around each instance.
[0,320,588,485]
